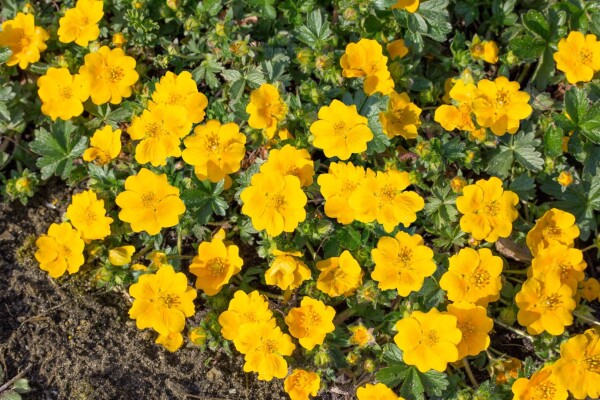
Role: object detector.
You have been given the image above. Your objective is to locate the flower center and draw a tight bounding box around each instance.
[470,268,491,289]
[85,208,97,224]
[141,192,158,210]
[159,292,180,308]
[61,245,72,257]
[579,48,592,64]
[333,121,346,136]
[458,321,474,338]
[146,122,164,138]
[261,338,278,353]
[207,257,226,276]
[534,381,556,400]
[585,355,600,373]
[244,311,258,323]
[292,372,309,388]
[423,330,439,347]
[541,294,562,311]
[167,93,182,105]
[269,194,285,210]
[205,134,220,152]
[393,108,406,122]
[108,66,124,83]
[380,185,397,202]
[472,43,484,56]
[302,309,321,327]
[542,225,561,239]
[267,101,286,120]
[60,86,73,99]
[19,33,31,48]
[483,200,500,216]
[496,89,510,107]
[341,180,358,192]
[396,248,413,267]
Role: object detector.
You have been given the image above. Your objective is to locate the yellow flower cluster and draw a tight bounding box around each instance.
[340,39,394,95]
[265,249,311,291]
[219,291,296,381]
[316,250,363,297]
[435,76,532,136]
[516,209,583,335]
[128,265,197,352]
[285,297,335,350]
[513,328,600,399]
[0,13,49,69]
[246,83,288,139]
[318,164,424,232]
[83,125,122,165]
[470,35,499,64]
[58,0,104,47]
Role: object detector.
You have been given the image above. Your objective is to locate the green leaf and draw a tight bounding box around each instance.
[0,47,12,64]
[509,174,536,200]
[523,10,550,39]
[543,125,564,157]
[563,87,600,143]
[29,120,87,180]
[192,59,223,89]
[334,226,361,251]
[583,143,600,176]
[294,10,332,49]
[486,147,513,178]
[0,391,22,400]
[416,0,452,42]
[564,87,589,125]
[509,36,546,61]
[423,185,458,230]
[181,179,228,225]
[513,131,544,172]
[531,47,555,90]
[11,379,31,394]
[377,362,449,400]
[247,0,276,19]
[28,62,49,75]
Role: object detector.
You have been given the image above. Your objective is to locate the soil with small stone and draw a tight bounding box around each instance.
[0,182,291,400]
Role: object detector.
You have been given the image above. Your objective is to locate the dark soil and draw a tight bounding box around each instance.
[0,183,290,400]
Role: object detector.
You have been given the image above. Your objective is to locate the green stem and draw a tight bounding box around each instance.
[333,308,356,325]
[504,269,528,275]
[305,241,317,261]
[463,359,479,388]
[494,319,535,342]
[177,228,183,256]
[573,311,600,327]
[581,244,598,252]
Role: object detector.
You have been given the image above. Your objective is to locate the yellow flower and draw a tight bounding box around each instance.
[246,83,288,138]
[512,366,568,400]
[182,120,246,183]
[115,168,186,235]
[451,176,467,193]
[557,171,573,187]
[240,171,307,237]
[57,0,103,47]
[447,302,493,359]
[66,189,113,241]
[392,0,419,13]
[188,326,207,346]
[371,231,435,296]
[82,125,122,165]
[235,319,296,381]
[79,46,139,105]
[37,67,89,121]
[265,250,311,291]
[108,245,135,266]
[149,71,208,124]
[394,308,461,372]
[470,35,499,64]
[112,33,126,47]
[516,278,575,336]
[0,12,49,69]
[387,39,409,60]
[349,169,424,232]
[472,76,532,136]
[529,244,586,291]
[284,369,320,400]
[316,250,363,297]
[35,222,85,278]
[155,331,184,352]
[189,234,243,296]
[128,265,197,335]
[310,99,373,160]
[553,328,600,399]
[349,324,374,348]
[456,176,519,243]
[318,162,373,224]
[340,39,394,95]
[357,383,401,400]
[554,31,600,84]
[434,80,479,132]
[526,208,580,257]
[379,91,422,139]
[129,104,192,167]
[580,278,600,302]
[285,297,336,350]
[260,144,314,187]
[218,290,273,341]
[439,248,503,306]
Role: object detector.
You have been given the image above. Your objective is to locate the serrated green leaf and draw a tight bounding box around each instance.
[247,0,276,19]
[294,10,332,49]
[509,174,536,200]
[523,10,550,39]
[509,36,546,61]
[565,87,588,125]
[544,125,564,157]
[29,121,87,180]
[417,0,452,42]
[181,179,227,224]
[28,62,49,75]
[486,147,513,178]
[513,131,544,172]
[335,226,361,251]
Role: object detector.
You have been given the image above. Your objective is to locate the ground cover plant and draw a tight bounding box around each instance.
[1,0,600,398]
